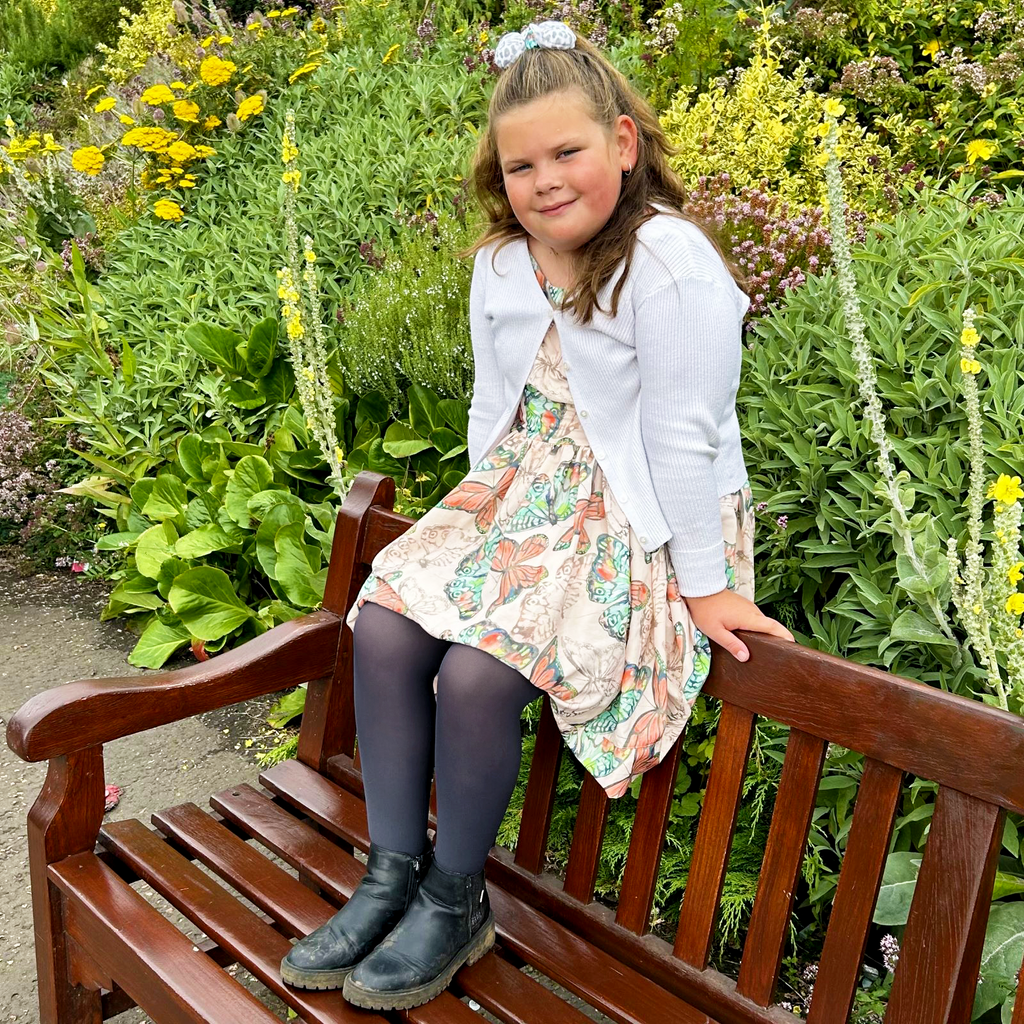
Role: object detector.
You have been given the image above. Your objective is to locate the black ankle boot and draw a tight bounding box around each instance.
[280,839,432,990]
[342,859,495,1010]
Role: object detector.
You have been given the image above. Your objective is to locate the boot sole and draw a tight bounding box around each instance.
[342,911,496,1010]
[280,957,358,991]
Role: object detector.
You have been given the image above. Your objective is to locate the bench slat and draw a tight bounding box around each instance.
[563,773,610,903]
[886,786,1003,1024]
[151,801,482,1024]
[616,739,683,933]
[99,818,383,1024]
[514,698,563,873]
[258,759,714,1024]
[737,728,827,1005]
[674,702,755,967]
[48,851,281,1024]
[806,758,902,1023]
[209,784,594,1024]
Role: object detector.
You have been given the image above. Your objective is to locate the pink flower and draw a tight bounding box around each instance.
[71,561,90,572]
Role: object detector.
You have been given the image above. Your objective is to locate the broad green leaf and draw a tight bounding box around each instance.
[266,685,307,728]
[274,522,326,607]
[382,421,433,458]
[247,317,277,377]
[973,902,1024,1018]
[872,851,921,926]
[256,502,306,579]
[135,521,179,579]
[436,398,468,434]
[225,380,266,409]
[248,488,302,521]
[182,322,246,374]
[168,566,254,641]
[142,474,188,522]
[178,434,211,480]
[889,609,958,647]
[175,523,237,559]
[259,358,294,404]
[128,618,191,669]
[224,455,274,527]
[991,870,1024,901]
[95,530,141,551]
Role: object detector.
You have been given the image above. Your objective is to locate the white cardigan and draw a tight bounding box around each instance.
[467,204,751,597]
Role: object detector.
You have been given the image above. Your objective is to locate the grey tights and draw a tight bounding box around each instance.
[351,601,540,875]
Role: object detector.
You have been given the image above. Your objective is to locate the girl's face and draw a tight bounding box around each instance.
[494,89,638,258]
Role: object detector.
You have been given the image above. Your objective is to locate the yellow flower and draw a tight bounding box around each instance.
[217,34,232,43]
[267,9,280,15]
[288,61,321,84]
[981,82,997,98]
[335,447,345,463]
[1009,562,1024,586]
[166,140,197,162]
[280,6,300,14]
[1006,593,1024,616]
[823,98,845,118]
[987,474,1024,505]
[282,130,298,164]
[282,168,301,190]
[173,99,200,122]
[960,357,981,374]
[153,198,184,221]
[199,34,214,46]
[42,133,64,153]
[202,115,222,129]
[199,55,236,86]
[236,94,265,121]
[71,146,105,174]
[179,176,196,187]
[246,21,262,30]
[170,81,186,90]
[192,144,216,158]
[84,84,105,99]
[93,96,117,112]
[140,83,176,105]
[304,248,316,262]
[973,603,982,614]
[382,43,400,64]
[119,114,136,125]
[922,39,941,58]
[965,139,997,166]
[960,327,980,346]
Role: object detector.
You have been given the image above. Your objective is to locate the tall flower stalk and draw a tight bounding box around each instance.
[819,100,959,651]
[276,108,347,500]
[945,306,1024,708]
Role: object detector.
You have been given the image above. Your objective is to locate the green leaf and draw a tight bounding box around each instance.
[991,870,1024,900]
[178,434,211,480]
[266,685,307,728]
[382,421,432,458]
[182,322,246,374]
[256,502,306,579]
[168,566,254,641]
[259,358,294,404]
[135,521,179,579]
[247,317,278,377]
[121,337,136,385]
[973,902,1024,1018]
[95,530,141,551]
[274,522,326,607]
[128,618,191,669]
[142,473,188,522]
[224,380,266,409]
[224,455,274,527]
[872,851,921,926]
[889,609,958,647]
[175,522,237,559]
[436,398,468,434]
[247,488,301,521]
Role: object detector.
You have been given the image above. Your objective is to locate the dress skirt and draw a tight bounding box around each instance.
[345,261,754,799]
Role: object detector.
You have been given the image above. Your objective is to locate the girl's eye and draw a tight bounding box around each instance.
[511,149,578,173]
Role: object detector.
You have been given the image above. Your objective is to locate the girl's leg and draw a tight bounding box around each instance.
[351,601,452,855]
[432,644,540,874]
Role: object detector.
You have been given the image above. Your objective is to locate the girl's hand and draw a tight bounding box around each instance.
[684,588,795,663]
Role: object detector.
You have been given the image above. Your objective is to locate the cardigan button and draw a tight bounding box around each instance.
[564,363,572,372]
[579,409,588,418]
[639,535,649,545]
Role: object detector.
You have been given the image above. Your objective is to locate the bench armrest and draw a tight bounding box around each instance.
[6,610,342,762]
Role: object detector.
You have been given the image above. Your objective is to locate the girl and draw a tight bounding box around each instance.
[281,19,795,1010]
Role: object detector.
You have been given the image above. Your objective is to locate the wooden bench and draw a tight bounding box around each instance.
[7,468,1024,1024]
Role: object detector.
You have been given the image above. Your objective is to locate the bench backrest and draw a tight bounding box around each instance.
[298,471,1024,1024]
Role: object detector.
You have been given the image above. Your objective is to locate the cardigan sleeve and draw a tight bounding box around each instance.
[633,275,743,597]
[467,249,501,468]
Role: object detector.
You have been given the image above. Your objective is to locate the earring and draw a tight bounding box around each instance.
[623,162,632,176]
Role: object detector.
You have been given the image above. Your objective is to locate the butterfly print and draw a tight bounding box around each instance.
[439,466,517,533]
[587,534,651,643]
[530,637,579,701]
[456,622,538,671]
[486,534,549,614]
[507,461,590,532]
[553,491,606,553]
[445,535,502,618]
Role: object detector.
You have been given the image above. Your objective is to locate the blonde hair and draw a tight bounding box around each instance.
[457,30,749,326]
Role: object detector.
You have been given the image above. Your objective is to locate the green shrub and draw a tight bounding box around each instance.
[0,0,97,74]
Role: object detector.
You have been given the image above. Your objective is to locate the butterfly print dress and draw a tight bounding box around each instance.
[345,249,755,798]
